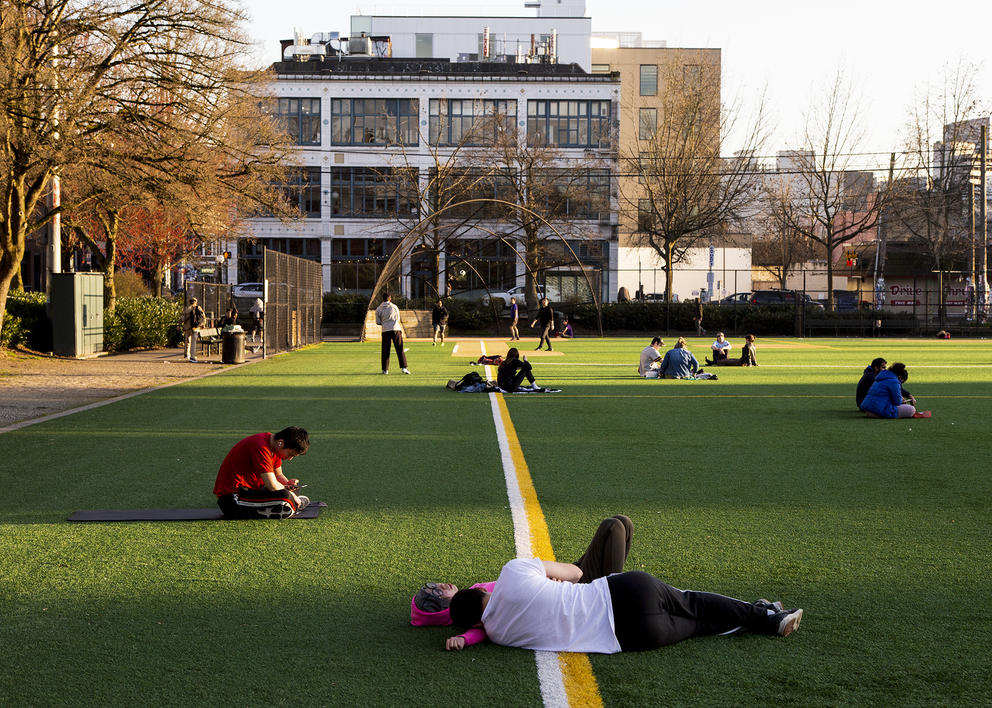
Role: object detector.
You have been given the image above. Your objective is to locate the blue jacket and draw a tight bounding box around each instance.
[859,369,903,418]
[660,347,698,378]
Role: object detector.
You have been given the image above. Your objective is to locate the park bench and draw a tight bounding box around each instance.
[197,327,222,356]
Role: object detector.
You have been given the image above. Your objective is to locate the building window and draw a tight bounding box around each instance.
[535,169,611,220]
[330,238,399,294]
[445,239,517,293]
[276,98,321,145]
[591,64,610,74]
[433,168,516,219]
[273,167,320,218]
[639,65,658,96]
[416,33,433,58]
[329,167,419,218]
[637,198,655,232]
[638,108,656,140]
[330,98,420,146]
[237,238,321,282]
[683,64,702,86]
[429,99,516,146]
[527,100,612,148]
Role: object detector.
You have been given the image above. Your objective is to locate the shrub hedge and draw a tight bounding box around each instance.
[2,290,51,350]
[104,296,183,352]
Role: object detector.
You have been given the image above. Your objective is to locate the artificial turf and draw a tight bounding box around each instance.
[1,337,990,706]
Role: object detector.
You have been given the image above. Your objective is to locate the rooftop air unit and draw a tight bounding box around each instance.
[349,33,373,55]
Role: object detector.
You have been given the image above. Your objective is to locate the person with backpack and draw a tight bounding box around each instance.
[181,297,206,362]
[497,347,538,392]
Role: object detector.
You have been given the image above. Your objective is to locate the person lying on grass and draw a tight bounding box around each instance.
[447,558,803,654]
[705,334,758,367]
[213,426,310,519]
[496,348,539,392]
[859,362,930,419]
[410,515,633,650]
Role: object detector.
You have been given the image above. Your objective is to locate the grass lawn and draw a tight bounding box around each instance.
[1,337,990,706]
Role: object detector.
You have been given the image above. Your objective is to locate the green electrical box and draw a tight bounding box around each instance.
[50,273,104,357]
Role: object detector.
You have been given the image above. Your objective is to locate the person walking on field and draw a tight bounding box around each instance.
[508,297,521,341]
[181,297,206,362]
[375,293,410,374]
[432,299,449,346]
[531,298,555,351]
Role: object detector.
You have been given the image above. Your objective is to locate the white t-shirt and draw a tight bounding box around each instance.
[638,346,662,376]
[375,301,402,332]
[711,339,732,353]
[481,558,621,654]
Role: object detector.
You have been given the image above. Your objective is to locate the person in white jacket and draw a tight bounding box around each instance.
[374,294,410,374]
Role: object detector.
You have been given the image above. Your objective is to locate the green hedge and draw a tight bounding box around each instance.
[2,290,50,350]
[322,293,494,332]
[104,296,183,352]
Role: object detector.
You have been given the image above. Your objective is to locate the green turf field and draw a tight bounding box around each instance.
[1,337,990,706]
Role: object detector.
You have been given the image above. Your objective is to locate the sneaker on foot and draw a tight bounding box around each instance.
[401,368,411,374]
[912,410,932,418]
[382,370,389,375]
[755,599,784,612]
[189,357,198,363]
[775,608,803,636]
[296,495,310,511]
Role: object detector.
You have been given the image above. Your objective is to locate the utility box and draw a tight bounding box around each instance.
[50,273,104,357]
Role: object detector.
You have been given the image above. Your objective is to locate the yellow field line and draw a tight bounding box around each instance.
[491,385,603,708]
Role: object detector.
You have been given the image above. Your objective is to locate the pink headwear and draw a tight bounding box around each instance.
[409,596,453,627]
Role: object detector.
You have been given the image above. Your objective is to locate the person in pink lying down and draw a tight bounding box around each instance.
[410,515,633,650]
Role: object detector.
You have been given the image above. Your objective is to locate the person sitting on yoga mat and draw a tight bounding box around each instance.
[705,334,758,367]
[213,426,310,519]
[496,348,538,392]
[409,515,634,651]
[447,555,803,654]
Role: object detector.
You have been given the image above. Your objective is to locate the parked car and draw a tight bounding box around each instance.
[817,290,872,311]
[232,282,263,300]
[749,290,824,309]
[718,292,752,306]
[482,284,558,309]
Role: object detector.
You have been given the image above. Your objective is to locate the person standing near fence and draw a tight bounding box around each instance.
[376,293,410,374]
[248,298,264,343]
[181,297,206,362]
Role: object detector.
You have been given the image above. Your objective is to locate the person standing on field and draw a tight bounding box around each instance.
[376,293,410,374]
[508,297,521,341]
[432,299,449,346]
[531,298,555,351]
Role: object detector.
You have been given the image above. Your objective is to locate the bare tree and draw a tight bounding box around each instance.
[0,0,291,331]
[619,52,769,302]
[893,59,986,315]
[752,178,819,288]
[776,72,885,310]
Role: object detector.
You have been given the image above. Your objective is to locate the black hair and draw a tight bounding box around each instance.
[273,426,310,454]
[505,347,519,360]
[889,362,908,382]
[449,588,486,627]
[383,293,392,301]
[650,336,663,346]
[871,357,887,369]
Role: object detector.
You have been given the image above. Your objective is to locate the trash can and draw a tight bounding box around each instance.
[222,330,246,364]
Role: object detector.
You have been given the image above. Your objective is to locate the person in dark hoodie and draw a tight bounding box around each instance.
[856,358,914,409]
[859,362,930,419]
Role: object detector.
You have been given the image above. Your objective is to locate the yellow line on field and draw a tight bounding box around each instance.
[492,391,603,708]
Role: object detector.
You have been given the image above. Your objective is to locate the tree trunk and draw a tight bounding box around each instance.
[664,241,675,302]
[102,236,118,311]
[0,236,27,335]
[825,240,835,312]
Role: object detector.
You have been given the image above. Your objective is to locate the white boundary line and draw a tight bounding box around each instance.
[483,341,570,708]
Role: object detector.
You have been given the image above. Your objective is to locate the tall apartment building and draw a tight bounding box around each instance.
[591,36,748,300]
[234,36,620,303]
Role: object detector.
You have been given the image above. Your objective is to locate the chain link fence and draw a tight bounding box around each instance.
[263,248,322,356]
[184,282,234,326]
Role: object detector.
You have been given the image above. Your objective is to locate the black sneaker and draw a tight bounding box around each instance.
[755,599,784,612]
[774,608,803,636]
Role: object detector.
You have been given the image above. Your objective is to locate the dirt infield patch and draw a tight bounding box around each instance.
[0,347,232,427]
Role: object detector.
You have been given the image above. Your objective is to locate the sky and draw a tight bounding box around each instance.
[241,0,992,171]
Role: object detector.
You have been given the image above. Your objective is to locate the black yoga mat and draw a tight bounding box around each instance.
[68,502,326,522]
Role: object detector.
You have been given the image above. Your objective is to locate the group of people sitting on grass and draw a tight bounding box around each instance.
[857,357,931,419]
[637,333,758,379]
[409,515,804,654]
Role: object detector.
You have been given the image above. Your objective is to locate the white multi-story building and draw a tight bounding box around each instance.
[233,39,620,303]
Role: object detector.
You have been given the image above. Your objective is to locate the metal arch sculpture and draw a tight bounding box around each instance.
[363,197,604,337]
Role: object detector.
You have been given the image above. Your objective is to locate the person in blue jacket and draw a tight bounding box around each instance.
[660,337,699,379]
[859,362,929,418]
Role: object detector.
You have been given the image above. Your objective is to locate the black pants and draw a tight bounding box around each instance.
[538,325,553,350]
[217,489,298,519]
[381,330,407,371]
[606,571,776,651]
[574,515,633,583]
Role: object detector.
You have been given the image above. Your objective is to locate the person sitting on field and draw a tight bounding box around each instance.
[409,515,634,651]
[855,357,914,409]
[638,337,664,378]
[710,332,731,361]
[859,362,930,419]
[706,334,758,367]
[559,318,574,338]
[660,337,699,379]
[213,426,310,519]
[496,348,538,392]
[447,558,803,655]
